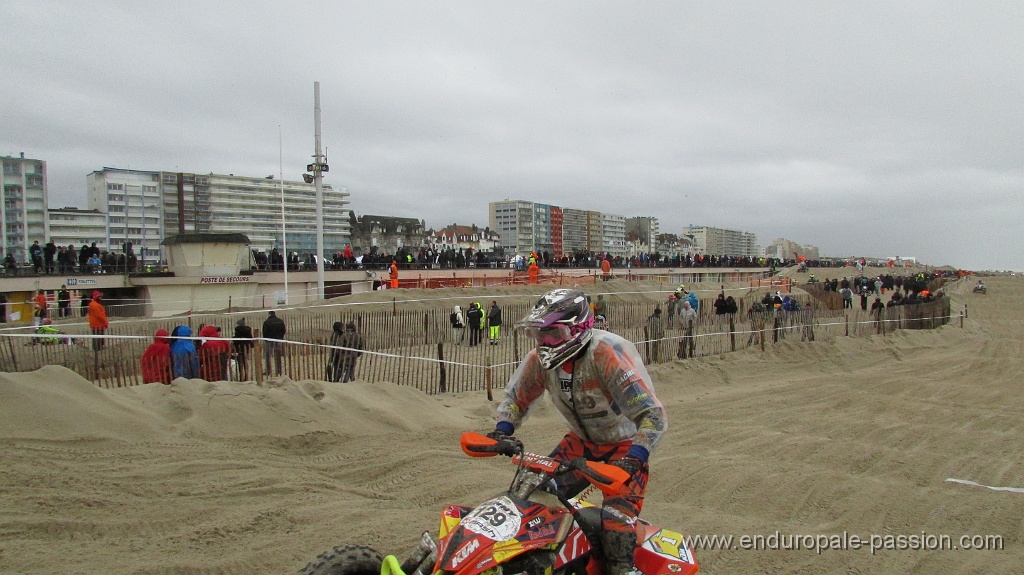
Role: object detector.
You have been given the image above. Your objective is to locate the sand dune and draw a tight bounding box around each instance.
[1,274,1021,574]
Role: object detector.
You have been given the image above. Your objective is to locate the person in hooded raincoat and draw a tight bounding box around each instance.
[198,324,229,381]
[170,325,199,379]
[141,329,172,384]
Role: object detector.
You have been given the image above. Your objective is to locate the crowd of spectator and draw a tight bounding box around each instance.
[3,241,157,276]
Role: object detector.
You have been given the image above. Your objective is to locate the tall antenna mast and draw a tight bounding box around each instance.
[313,82,326,300]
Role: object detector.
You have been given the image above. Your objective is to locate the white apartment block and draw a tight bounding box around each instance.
[2,153,48,262]
[47,208,109,253]
[88,168,351,258]
[87,168,163,260]
[600,213,626,258]
[685,225,757,258]
[489,200,536,255]
[200,172,349,255]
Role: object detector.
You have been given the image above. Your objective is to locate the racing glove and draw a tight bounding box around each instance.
[612,445,650,482]
[612,456,643,477]
[486,421,515,440]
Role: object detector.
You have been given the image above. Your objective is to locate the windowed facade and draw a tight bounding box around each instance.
[1,155,47,262]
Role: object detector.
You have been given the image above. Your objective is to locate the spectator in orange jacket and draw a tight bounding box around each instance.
[141,329,172,384]
[33,289,48,326]
[600,257,612,281]
[528,260,540,284]
[87,290,108,350]
[389,259,399,288]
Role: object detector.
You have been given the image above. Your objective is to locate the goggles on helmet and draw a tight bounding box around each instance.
[524,324,573,348]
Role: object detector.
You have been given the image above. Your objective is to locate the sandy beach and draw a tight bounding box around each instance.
[1,273,1021,574]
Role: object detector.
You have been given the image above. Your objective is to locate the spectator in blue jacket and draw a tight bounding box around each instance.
[170,325,199,379]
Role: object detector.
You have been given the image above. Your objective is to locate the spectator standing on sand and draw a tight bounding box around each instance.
[389,259,399,289]
[678,301,697,359]
[450,305,465,344]
[466,302,484,347]
[665,294,678,329]
[647,305,664,362]
[87,291,108,351]
[197,324,228,381]
[528,260,540,284]
[141,329,172,384]
[487,300,503,345]
[840,286,854,309]
[262,310,286,376]
[233,318,254,381]
[327,322,346,381]
[593,294,608,320]
[338,322,364,382]
[600,257,612,281]
[871,296,885,320]
[170,325,199,379]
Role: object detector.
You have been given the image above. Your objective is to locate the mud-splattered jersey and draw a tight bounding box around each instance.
[496,330,667,454]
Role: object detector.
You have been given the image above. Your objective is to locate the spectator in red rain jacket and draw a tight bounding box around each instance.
[197,324,230,381]
[141,329,172,384]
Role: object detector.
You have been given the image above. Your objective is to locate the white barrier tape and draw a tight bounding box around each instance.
[946,478,1024,494]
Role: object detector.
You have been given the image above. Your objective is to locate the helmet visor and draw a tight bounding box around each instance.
[524,324,572,347]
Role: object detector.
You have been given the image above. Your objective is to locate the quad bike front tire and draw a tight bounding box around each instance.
[298,544,384,575]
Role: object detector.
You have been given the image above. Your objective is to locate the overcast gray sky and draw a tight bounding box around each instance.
[3,1,1021,270]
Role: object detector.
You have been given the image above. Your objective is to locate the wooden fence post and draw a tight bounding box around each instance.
[438,342,447,393]
[729,316,736,352]
[643,325,651,364]
[254,329,264,386]
[760,319,766,352]
[486,356,493,401]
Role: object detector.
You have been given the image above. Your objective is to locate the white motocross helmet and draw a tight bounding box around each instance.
[518,288,595,370]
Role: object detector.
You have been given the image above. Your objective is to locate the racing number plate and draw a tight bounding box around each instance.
[461,496,522,541]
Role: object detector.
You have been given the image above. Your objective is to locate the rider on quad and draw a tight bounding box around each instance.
[486,288,668,575]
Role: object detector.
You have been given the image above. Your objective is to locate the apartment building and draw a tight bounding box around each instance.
[561,208,588,255]
[685,225,758,257]
[600,213,626,258]
[2,153,48,262]
[489,200,629,258]
[586,211,603,253]
[87,168,351,258]
[47,207,109,253]
[87,168,163,260]
[625,217,660,249]
[489,200,536,255]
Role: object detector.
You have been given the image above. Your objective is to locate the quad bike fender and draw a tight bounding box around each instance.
[634,524,699,575]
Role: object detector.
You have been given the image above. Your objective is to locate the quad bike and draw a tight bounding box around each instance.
[298,432,698,575]
[973,284,987,294]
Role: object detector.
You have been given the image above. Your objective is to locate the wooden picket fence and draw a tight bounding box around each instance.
[0,293,955,393]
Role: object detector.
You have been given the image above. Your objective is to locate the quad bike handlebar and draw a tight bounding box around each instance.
[460,431,630,498]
